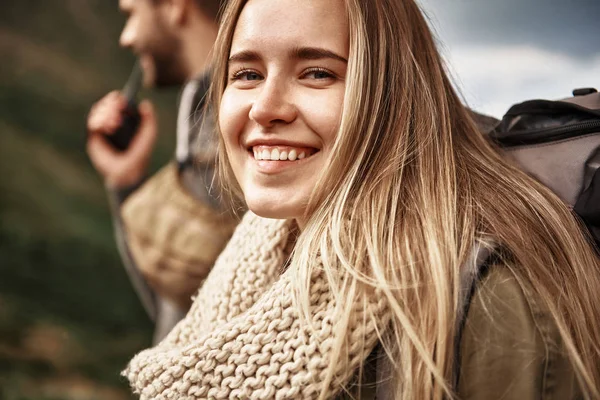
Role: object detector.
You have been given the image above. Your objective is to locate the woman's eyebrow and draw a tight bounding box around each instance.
[228,50,261,63]
[228,47,348,64]
[292,47,348,63]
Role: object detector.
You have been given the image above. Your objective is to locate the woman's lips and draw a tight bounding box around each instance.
[247,145,320,174]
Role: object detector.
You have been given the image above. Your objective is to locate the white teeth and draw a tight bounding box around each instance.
[271,148,280,160]
[252,147,312,161]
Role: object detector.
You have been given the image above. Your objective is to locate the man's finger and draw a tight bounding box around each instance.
[86,133,119,176]
[128,100,158,160]
[87,92,127,134]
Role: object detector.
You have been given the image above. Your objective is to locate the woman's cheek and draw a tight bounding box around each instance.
[299,89,344,142]
[219,88,251,146]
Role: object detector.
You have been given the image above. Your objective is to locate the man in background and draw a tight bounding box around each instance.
[86,0,237,343]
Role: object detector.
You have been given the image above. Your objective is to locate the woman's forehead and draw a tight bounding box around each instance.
[230,0,349,55]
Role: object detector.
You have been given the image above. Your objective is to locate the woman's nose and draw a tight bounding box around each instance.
[249,81,297,128]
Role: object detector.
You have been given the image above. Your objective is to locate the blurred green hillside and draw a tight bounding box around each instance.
[0,2,181,399]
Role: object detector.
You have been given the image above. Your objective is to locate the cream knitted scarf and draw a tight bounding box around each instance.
[124,212,390,399]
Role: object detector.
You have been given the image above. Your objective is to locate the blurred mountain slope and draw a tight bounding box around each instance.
[0,1,181,399]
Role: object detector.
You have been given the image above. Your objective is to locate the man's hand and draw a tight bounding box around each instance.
[86,91,157,188]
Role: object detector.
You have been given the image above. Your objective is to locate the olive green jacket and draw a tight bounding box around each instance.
[365,264,582,400]
[456,264,582,399]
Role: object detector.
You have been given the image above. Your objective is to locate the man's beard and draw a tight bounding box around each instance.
[151,46,187,88]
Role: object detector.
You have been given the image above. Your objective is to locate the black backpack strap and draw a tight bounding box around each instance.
[573,146,600,252]
[452,244,502,392]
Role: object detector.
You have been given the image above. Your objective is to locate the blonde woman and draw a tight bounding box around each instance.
[124,0,600,399]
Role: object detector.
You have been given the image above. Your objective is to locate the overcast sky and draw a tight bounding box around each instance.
[417,0,600,117]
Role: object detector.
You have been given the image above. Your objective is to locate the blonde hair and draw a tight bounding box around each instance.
[210,0,600,398]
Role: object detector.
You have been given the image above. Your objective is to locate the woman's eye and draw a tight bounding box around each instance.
[302,68,335,80]
[242,72,262,81]
[231,70,263,82]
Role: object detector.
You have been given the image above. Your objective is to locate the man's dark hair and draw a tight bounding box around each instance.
[150,0,225,21]
[193,0,225,20]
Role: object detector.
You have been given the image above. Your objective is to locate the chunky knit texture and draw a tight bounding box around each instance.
[124,212,389,399]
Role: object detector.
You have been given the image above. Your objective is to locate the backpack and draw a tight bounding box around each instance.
[489,87,600,248]
[452,88,600,393]
[371,90,600,398]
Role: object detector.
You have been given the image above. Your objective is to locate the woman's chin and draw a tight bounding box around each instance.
[245,199,301,221]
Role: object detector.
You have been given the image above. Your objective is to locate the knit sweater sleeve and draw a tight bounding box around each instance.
[123,214,388,399]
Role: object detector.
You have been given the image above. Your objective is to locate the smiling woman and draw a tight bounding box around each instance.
[219,0,348,223]
[124,0,600,399]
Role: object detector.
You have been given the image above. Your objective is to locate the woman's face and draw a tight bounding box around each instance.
[219,0,349,225]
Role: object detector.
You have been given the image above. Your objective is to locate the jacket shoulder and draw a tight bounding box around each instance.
[457,264,581,400]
